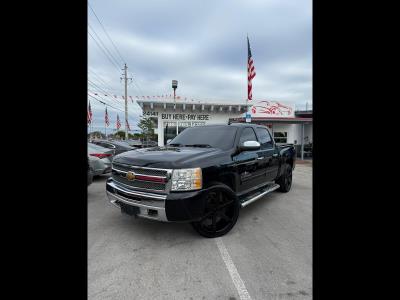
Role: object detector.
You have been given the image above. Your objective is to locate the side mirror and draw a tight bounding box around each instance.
[166,139,172,144]
[240,140,261,151]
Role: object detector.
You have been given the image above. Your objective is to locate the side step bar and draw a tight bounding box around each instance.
[240,183,280,207]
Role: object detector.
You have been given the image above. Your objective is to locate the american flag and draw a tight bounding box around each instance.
[105,107,109,126]
[126,119,131,131]
[87,101,92,124]
[116,114,121,130]
[247,36,256,100]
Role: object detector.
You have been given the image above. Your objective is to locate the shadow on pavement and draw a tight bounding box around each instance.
[92,174,111,182]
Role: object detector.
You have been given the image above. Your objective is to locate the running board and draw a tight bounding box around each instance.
[240,184,280,207]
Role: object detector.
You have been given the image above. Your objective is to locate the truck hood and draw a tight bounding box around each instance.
[112,146,226,169]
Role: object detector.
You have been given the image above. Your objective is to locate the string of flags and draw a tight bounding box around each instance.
[88,91,194,103]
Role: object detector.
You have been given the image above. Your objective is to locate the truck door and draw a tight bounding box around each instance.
[233,127,266,194]
[255,127,280,181]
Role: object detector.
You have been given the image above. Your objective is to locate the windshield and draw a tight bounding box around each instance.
[169,126,237,150]
[112,141,132,148]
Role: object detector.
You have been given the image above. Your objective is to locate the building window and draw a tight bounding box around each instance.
[273,132,287,144]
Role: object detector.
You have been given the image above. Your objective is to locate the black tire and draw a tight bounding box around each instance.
[191,187,240,238]
[276,164,293,193]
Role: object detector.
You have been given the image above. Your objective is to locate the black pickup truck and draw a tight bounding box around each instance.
[106,123,296,237]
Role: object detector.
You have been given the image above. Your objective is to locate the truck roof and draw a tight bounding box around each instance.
[185,123,261,128]
[228,123,261,128]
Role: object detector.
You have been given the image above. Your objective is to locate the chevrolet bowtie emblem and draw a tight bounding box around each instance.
[126,171,136,181]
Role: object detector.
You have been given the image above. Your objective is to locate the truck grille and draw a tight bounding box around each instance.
[112,163,168,177]
[111,164,170,193]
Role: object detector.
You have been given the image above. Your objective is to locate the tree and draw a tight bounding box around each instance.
[138,116,155,142]
[112,131,140,140]
[114,130,126,140]
[88,131,105,139]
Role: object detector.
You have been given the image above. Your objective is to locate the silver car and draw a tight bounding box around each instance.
[88,143,113,175]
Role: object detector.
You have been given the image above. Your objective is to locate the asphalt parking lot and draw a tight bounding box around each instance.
[88,163,312,300]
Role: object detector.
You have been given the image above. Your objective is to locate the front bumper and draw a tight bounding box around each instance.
[106,178,207,222]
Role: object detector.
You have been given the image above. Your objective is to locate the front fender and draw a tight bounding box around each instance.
[165,182,238,222]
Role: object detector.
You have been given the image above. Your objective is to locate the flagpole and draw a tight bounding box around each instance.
[246,35,249,121]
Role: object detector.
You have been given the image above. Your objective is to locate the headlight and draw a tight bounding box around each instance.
[171,168,202,191]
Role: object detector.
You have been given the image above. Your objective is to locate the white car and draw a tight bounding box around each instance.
[88,143,113,175]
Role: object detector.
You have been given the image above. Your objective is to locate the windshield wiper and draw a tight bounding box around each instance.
[184,144,212,148]
[168,143,183,147]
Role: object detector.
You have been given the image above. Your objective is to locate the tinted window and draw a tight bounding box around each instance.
[99,142,115,149]
[255,127,273,149]
[170,126,237,150]
[239,128,258,145]
[111,141,132,149]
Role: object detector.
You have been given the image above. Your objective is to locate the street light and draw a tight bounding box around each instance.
[172,80,178,136]
[172,80,178,100]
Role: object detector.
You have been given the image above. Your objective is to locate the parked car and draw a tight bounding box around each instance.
[126,139,142,149]
[141,140,158,148]
[88,143,113,175]
[88,159,94,186]
[106,123,296,237]
[90,139,134,155]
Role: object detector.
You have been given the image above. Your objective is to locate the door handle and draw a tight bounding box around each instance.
[272,154,278,157]
[257,157,264,160]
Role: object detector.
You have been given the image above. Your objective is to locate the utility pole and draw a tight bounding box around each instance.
[121,64,132,140]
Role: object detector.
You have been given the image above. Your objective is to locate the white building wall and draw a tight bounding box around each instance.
[272,124,297,144]
[304,124,313,143]
[292,124,313,145]
[143,104,312,147]
[145,107,242,146]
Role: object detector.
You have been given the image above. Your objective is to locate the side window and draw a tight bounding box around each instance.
[255,128,273,149]
[239,128,258,145]
[104,143,116,149]
[98,142,112,149]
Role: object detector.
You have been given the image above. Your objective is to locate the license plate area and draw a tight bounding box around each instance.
[120,203,140,216]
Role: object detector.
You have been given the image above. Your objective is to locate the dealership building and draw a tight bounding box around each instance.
[137,98,312,158]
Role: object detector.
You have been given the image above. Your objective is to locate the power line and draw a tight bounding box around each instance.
[86,2,149,108]
[88,80,124,103]
[87,83,126,111]
[88,30,121,73]
[88,1,125,64]
[88,77,121,94]
[88,94,139,130]
[88,91,124,111]
[129,73,145,96]
[88,23,122,68]
[88,94,125,113]
[88,84,138,116]
[88,68,119,91]
[87,82,125,110]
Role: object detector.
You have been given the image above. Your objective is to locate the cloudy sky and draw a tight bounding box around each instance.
[88,0,312,132]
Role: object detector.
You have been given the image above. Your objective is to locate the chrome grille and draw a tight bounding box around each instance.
[112,163,168,177]
[111,165,171,193]
[113,174,166,191]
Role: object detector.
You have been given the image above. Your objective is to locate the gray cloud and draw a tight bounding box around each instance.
[88,0,312,128]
